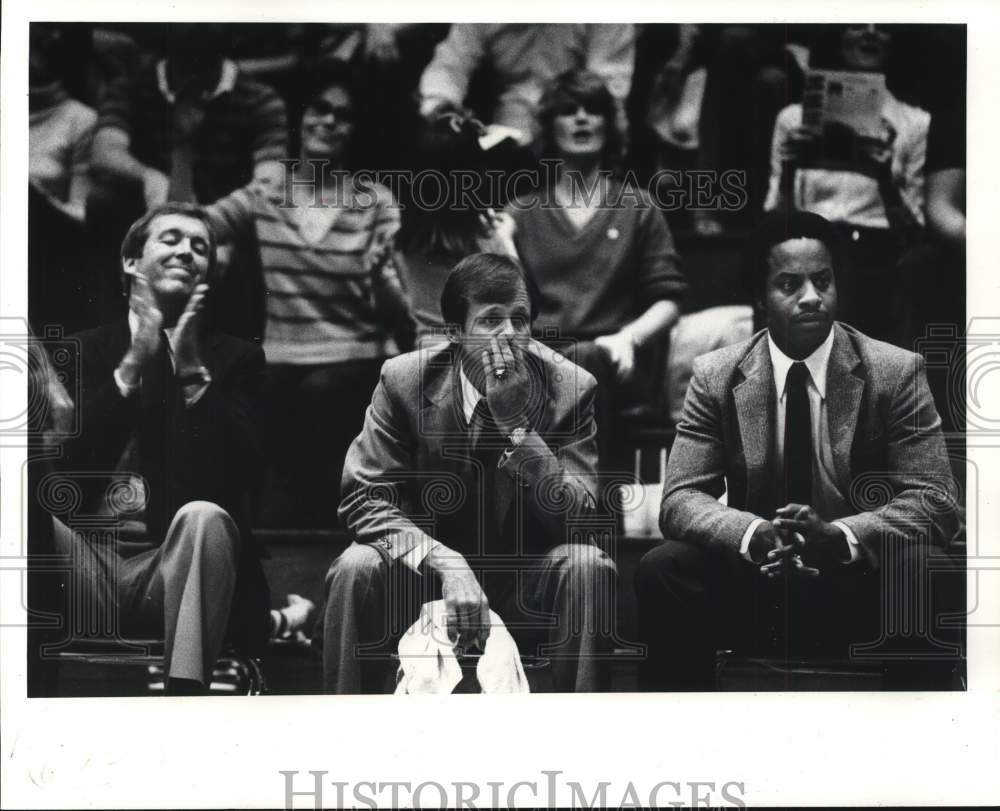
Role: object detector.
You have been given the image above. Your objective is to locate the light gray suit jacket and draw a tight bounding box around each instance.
[660,323,958,565]
[339,339,600,561]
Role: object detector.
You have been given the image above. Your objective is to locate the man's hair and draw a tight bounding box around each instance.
[741,210,843,301]
[119,202,218,295]
[440,252,538,328]
[537,69,623,173]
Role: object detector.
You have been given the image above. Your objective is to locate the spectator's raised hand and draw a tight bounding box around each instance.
[142,168,170,210]
[594,331,637,383]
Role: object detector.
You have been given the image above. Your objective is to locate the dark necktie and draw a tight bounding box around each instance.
[783,361,813,505]
[138,332,178,536]
[469,398,506,553]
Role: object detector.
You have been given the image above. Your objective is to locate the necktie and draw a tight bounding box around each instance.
[138,332,176,536]
[783,362,813,505]
[469,399,506,553]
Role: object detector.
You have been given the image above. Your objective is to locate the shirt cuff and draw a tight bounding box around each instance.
[400,536,441,573]
[113,367,139,399]
[832,521,861,563]
[740,518,765,560]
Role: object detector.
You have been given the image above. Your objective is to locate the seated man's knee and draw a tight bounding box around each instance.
[557,543,618,580]
[172,500,236,532]
[326,543,386,590]
[164,501,240,565]
[636,540,707,597]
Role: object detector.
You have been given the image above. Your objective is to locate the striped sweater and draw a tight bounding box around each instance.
[206,178,401,365]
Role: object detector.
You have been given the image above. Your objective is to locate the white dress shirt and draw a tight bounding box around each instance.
[739,328,861,563]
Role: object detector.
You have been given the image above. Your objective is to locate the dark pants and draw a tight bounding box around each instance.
[635,538,964,691]
[315,541,618,694]
[260,359,384,528]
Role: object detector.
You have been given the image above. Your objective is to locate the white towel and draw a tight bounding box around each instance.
[395,600,529,694]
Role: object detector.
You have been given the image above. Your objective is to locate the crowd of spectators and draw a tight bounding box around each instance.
[29,22,966,529]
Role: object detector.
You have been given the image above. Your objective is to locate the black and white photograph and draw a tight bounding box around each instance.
[2,3,998,808]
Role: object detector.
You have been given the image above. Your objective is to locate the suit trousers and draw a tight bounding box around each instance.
[52,500,240,686]
[635,538,964,691]
[315,542,618,693]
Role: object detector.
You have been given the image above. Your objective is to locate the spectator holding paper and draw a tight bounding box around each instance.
[764,24,929,343]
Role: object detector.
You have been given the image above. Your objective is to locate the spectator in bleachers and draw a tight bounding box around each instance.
[91,24,288,206]
[764,24,929,343]
[895,25,965,441]
[30,24,96,225]
[507,70,687,475]
[418,24,635,148]
[29,23,98,333]
[198,61,411,528]
[86,24,288,323]
[394,112,518,343]
[641,24,806,235]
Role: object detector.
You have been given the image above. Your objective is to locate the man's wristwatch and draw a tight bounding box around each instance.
[507,425,529,448]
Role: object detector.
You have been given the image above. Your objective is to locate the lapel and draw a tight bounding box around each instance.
[825,324,865,492]
[732,332,775,509]
[418,343,469,470]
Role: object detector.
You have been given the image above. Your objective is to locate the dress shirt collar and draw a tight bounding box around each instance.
[156,59,238,104]
[767,326,835,401]
[458,363,483,425]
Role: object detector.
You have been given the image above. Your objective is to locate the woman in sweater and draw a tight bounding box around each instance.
[203,61,411,526]
[507,69,688,476]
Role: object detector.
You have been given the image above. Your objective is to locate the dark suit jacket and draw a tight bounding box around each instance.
[60,318,266,552]
[661,323,958,566]
[339,339,600,560]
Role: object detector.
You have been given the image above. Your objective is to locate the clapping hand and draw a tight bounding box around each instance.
[116,273,163,388]
[172,283,208,376]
